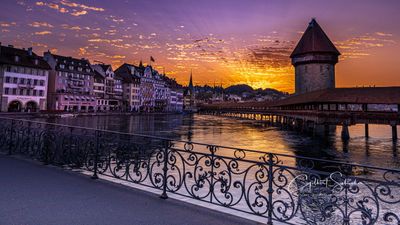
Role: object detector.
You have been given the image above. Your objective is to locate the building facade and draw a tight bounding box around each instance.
[0,44,50,112]
[44,52,96,111]
[92,64,122,111]
[291,18,340,95]
[115,63,184,112]
[115,63,141,111]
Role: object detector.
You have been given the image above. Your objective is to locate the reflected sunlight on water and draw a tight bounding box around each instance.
[34,114,400,169]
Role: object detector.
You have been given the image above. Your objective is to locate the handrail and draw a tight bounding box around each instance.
[0,116,399,225]
[0,116,398,173]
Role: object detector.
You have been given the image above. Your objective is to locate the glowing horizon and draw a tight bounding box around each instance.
[1,0,400,93]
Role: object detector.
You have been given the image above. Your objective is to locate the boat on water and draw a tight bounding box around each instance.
[60,113,77,118]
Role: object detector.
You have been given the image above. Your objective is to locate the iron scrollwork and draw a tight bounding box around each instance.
[0,117,399,225]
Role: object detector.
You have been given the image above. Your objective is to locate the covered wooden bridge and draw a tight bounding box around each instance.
[199,87,400,141]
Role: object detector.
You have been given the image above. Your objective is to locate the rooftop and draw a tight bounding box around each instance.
[0,44,51,70]
[272,87,400,106]
[290,18,340,58]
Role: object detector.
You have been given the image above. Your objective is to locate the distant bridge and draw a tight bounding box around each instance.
[199,87,400,141]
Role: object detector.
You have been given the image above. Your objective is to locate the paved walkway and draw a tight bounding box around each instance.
[0,155,257,225]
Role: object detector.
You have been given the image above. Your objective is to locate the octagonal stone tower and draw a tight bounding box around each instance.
[291,18,341,94]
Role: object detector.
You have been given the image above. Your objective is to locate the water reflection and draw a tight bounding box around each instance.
[35,114,399,169]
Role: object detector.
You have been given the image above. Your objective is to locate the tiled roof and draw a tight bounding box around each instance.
[50,53,95,75]
[0,45,51,70]
[99,64,111,72]
[272,87,400,106]
[114,63,140,83]
[290,19,340,58]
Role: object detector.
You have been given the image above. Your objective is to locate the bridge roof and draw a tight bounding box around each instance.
[272,87,400,106]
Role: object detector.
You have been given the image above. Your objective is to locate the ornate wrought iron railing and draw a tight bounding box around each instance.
[0,117,399,225]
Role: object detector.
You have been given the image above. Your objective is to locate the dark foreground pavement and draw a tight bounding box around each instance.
[0,155,257,225]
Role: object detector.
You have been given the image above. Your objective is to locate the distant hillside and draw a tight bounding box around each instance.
[225,84,254,94]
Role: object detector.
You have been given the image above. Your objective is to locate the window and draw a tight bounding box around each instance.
[39,90,44,96]
[5,77,10,83]
[39,80,44,86]
[33,79,38,85]
[12,88,17,95]
[27,79,31,85]
[20,78,25,84]
[4,88,9,95]
[26,89,31,96]
[33,90,37,96]
[13,77,18,84]
[6,66,11,72]
[60,64,65,69]
[19,89,24,95]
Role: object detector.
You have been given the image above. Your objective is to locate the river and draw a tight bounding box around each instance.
[30,113,400,169]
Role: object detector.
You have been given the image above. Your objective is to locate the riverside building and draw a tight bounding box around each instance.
[0,43,50,112]
[115,63,142,112]
[115,62,183,112]
[92,64,122,111]
[44,52,96,112]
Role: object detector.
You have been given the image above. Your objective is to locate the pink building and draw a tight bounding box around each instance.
[44,52,96,112]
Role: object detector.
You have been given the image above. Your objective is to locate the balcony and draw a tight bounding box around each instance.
[17,84,35,89]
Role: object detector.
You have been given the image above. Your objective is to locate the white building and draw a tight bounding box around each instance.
[0,44,50,112]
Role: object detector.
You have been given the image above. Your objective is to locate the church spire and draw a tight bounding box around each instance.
[188,69,193,89]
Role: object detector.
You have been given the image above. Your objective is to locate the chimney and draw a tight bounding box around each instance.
[28,47,33,56]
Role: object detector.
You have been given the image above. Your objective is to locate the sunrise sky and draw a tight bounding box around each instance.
[1,0,399,92]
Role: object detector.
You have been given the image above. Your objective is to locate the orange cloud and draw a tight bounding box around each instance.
[35,1,69,13]
[33,31,52,35]
[60,0,105,12]
[71,10,87,16]
[0,21,16,27]
[29,21,54,28]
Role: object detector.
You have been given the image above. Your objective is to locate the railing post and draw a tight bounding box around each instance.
[267,153,274,225]
[26,121,32,153]
[8,119,15,155]
[209,145,216,203]
[91,130,100,179]
[160,140,169,199]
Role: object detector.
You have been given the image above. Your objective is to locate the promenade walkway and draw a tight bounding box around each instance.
[0,155,257,225]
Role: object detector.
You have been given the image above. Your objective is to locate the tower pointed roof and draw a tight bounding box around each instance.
[290,18,340,58]
[188,70,193,89]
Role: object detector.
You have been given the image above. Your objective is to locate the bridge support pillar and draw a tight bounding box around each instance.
[324,124,329,136]
[341,123,350,141]
[392,124,398,141]
[365,124,369,139]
